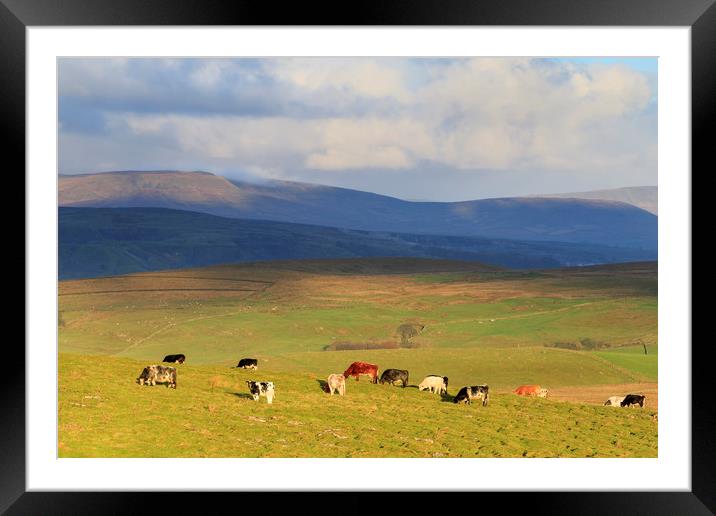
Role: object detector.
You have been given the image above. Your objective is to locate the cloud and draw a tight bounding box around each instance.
[268,58,412,101]
[58,57,657,198]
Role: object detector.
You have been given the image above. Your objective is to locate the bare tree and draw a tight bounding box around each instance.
[397,323,425,347]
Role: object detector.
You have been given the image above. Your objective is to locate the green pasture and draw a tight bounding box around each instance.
[59,353,657,458]
[596,345,658,381]
[59,293,656,363]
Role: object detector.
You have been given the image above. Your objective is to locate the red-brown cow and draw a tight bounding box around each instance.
[343,361,379,384]
[513,384,547,397]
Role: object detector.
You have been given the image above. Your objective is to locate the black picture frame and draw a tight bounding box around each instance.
[6,0,708,513]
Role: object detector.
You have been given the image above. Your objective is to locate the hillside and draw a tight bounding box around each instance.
[528,186,657,215]
[59,207,656,279]
[58,258,658,457]
[58,258,658,359]
[58,171,657,250]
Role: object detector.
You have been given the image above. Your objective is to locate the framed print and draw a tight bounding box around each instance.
[7,0,709,513]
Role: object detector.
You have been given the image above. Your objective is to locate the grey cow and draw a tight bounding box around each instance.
[137,365,177,388]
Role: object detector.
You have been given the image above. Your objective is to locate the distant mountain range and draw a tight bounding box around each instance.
[528,186,657,215]
[59,171,657,251]
[59,207,657,280]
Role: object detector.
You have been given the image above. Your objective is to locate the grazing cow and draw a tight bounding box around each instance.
[513,385,543,397]
[163,354,186,364]
[604,396,626,407]
[418,375,448,395]
[237,358,258,370]
[246,381,275,404]
[343,362,379,384]
[379,369,409,387]
[326,374,346,396]
[621,394,646,408]
[136,365,177,389]
[454,385,489,406]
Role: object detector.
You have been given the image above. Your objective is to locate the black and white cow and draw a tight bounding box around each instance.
[454,385,489,406]
[379,368,409,387]
[604,396,626,407]
[163,354,186,364]
[620,394,646,408]
[237,358,258,370]
[418,375,448,395]
[137,365,177,388]
[246,381,274,403]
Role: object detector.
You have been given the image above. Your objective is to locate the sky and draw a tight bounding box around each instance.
[58,57,657,201]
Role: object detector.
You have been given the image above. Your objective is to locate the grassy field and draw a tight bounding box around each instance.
[596,344,658,381]
[59,353,657,458]
[58,258,658,457]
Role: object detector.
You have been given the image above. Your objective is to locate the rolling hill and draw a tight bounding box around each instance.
[528,186,658,215]
[59,171,657,250]
[59,207,656,279]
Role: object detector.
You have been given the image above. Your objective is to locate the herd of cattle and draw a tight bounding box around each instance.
[135,355,646,409]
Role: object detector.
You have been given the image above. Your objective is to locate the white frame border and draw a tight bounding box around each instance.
[27,26,690,491]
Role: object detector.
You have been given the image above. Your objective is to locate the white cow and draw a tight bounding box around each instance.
[327,374,346,396]
[418,375,448,395]
[604,395,626,407]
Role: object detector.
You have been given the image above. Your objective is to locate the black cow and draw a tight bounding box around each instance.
[237,358,258,370]
[379,368,409,387]
[163,354,186,364]
[454,385,489,406]
[621,394,646,408]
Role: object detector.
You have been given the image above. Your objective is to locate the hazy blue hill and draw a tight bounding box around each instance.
[229,179,658,250]
[528,186,658,215]
[59,171,657,250]
[59,207,656,280]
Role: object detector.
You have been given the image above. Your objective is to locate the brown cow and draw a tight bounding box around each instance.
[343,361,379,384]
[514,384,547,397]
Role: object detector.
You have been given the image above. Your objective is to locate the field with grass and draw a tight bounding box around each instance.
[58,258,658,457]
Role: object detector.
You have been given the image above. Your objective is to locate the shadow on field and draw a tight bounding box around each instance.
[229,392,255,400]
[439,394,456,403]
[316,380,330,393]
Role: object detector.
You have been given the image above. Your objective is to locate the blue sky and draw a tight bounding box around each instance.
[58,57,657,201]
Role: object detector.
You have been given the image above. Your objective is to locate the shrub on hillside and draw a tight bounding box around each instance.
[545,338,612,351]
[396,322,425,346]
[323,340,404,351]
